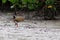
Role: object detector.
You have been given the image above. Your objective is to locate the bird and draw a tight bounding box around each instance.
[13,15,25,27]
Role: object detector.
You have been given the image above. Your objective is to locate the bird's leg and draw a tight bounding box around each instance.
[14,21,18,27]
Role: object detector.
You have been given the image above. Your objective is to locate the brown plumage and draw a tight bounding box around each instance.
[13,16,25,22]
[13,16,25,27]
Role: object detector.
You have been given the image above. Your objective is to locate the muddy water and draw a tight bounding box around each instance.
[0,12,60,29]
[0,13,60,40]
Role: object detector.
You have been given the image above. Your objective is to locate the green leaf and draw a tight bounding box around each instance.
[9,0,16,4]
[28,0,37,3]
[2,0,7,3]
[28,4,34,10]
[22,0,28,4]
[45,0,55,5]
